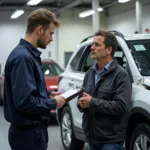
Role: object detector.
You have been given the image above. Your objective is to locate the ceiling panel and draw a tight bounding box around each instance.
[0,0,118,12]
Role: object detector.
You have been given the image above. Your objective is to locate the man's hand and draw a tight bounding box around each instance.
[78,92,92,109]
[54,95,66,109]
[50,92,62,98]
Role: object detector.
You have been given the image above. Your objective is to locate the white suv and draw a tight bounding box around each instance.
[57,31,150,150]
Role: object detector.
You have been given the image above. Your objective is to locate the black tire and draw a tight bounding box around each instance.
[0,86,3,105]
[0,99,3,105]
[0,93,3,105]
[129,123,150,150]
[60,107,84,150]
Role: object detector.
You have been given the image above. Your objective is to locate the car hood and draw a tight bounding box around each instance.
[44,76,58,90]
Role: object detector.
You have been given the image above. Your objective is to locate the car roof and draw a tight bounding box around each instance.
[80,32,150,45]
[124,34,150,41]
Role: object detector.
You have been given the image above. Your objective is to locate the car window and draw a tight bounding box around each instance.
[70,45,86,71]
[114,46,133,82]
[127,40,150,76]
[42,63,63,76]
[78,44,96,72]
[114,46,127,68]
[78,45,128,73]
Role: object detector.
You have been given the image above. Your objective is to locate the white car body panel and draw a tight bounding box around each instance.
[57,33,150,150]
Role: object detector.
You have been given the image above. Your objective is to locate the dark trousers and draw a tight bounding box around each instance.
[8,124,48,150]
[89,142,124,150]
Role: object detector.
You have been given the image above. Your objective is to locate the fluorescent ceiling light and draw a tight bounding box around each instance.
[10,10,24,19]
[97,7,103,12]
[27,0,43,6]
[118,0,130,3]
[79,7,103,18]
[79,10,95,18]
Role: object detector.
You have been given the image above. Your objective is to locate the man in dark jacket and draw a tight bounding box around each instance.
[78,30,132,150]
[4,8,65,150]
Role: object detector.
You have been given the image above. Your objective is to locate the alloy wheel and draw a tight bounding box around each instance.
[62,112,72,147]
[134,134,150,150]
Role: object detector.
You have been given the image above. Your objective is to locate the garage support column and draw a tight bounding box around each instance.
[135,0,142,33]
[92,0,100,33]
[55,28,59,61]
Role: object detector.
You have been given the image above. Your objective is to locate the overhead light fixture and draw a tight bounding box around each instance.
[10,10,24,19]
[97,7,103,12]
[79,7,103,18]
[79,10,95,18]
[27,0,43,6]
[118,0,130,3]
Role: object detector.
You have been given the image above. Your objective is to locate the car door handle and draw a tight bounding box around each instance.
[68,81,74,86]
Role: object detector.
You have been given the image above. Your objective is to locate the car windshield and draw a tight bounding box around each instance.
[42,63,63,76]
[128,39,150,76]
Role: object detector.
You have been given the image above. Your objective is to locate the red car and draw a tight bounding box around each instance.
[42,59,64,91]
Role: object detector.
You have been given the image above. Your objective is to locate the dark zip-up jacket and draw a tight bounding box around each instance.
[4,39,56,127]
[78,59,132,143]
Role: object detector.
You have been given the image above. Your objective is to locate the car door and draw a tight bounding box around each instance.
[70,44,95,128]
[62,45,87,128]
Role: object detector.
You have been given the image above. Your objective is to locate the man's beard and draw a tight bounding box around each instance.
[39,44,47,49]
[37,39,47,49]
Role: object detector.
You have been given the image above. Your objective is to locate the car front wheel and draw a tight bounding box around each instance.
[60,107,84,150]
[130,123,150,150]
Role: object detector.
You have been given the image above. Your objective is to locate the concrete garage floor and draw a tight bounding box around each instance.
[0,106,88,150]
[0,106,10,150]
[0,106,125,150]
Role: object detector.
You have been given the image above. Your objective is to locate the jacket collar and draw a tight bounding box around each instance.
[20,38,41,57]
[91,58,118,75]
[92,59,113,73]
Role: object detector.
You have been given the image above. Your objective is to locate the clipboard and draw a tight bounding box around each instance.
[60,87,84,102]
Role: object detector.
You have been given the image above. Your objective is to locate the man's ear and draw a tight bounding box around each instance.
[40,29,44,34]
[37,26,43,35]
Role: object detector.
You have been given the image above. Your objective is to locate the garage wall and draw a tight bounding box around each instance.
[1,0,150,71]
[57,8,106,68]
[0,11,25,74]
[0,11,56,73]
[0,8,106,71]
[107,0,150,35]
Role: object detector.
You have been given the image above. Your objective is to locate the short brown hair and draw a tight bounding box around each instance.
[95,30,118,57]
[26,8,60,34]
